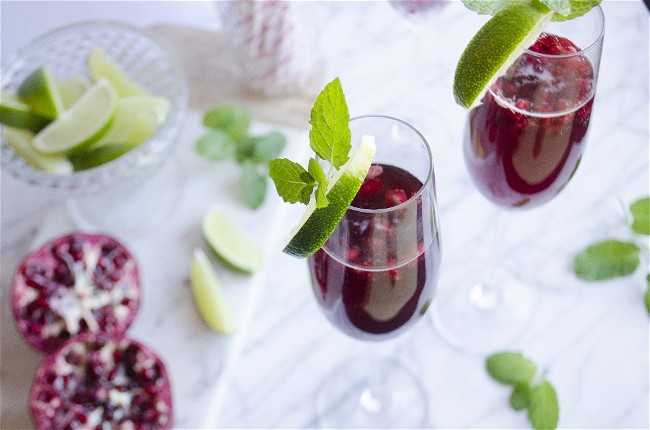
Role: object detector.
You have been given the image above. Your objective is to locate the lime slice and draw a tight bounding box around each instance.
[453,3,553,109]
[68,143,133,171]
[0,91,50,132]
[57,75,90,109]
[87,46,148,98]
[190,248,237,335]
[94,95,170,147]
[283,134,376,258]
[202,209,265,274]
[2,127,73,174]
[16,66,64,119]
[32,79,117,155]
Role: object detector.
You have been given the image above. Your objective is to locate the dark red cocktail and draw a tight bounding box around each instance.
[308,163,441,341]
[464,33,596,209]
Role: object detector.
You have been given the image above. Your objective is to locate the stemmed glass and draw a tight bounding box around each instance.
[432,6,605,354]
[308,115,441,428]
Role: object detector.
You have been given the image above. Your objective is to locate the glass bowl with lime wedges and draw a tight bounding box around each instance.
[1,20,187,233]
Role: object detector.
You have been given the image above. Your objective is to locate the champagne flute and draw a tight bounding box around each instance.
[308,115,441,428]
[432,6,605,354]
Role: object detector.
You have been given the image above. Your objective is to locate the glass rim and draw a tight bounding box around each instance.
[345,114,434,215]
[523,5,605,59]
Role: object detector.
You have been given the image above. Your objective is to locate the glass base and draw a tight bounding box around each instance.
[431,263,537,356]
[66,157,183,237]
[316,355,427,429]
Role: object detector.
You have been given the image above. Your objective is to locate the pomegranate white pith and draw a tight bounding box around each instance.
[12,232,140,353]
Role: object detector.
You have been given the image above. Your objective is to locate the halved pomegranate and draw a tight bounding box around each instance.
[30,333,173,429]
[12,232,140,353]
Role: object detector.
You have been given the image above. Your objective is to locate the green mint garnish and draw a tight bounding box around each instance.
[573,239,641,281]
[308,158,329,208]
[486,352,538,385]
[270,77,352,208]
[630,196,650,236]
[195,104,286,210]
[269,159,316,205]
[487,351,559,430]
[645,274,650,315]
[203,104,251,141]
[309,77,351,171]
[528,381,560,430]
[461,0,601,21]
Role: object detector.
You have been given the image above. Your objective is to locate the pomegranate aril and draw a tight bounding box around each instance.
[385,188,408,207]
[357,178,383,199]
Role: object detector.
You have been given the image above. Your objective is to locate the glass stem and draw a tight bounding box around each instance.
[469,209,512,309]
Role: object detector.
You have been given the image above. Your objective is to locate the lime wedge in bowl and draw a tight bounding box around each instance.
[2,127,73,174]
[283,134,376,258]
[453,3,553,110]
[202,209,265,274]
[88,46,149,98]
[57,75,90,109]
[32,79,117,154]
[93,95,170,147]
[190,248,237,335]
[0,91,50,132]
[16,66,64,119]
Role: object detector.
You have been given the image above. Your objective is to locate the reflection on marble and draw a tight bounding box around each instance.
[1,1,648,429]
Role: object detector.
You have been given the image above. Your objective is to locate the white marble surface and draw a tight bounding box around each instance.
[1,1,649,429]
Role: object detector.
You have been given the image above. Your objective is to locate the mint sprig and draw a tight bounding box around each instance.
[487,351,559,430]
[270,77,351,208]
[573,196,649,315]
[195,104,286,210]
[461,0,601,21]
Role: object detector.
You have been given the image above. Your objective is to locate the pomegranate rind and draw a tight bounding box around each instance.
[11,231,141,353]
[30,333,173,430]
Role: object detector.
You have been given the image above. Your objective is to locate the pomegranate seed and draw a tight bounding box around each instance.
[384,189,408,207]
[356,178,382,199]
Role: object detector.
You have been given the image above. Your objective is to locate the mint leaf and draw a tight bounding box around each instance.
[241,162,267,209]
[548,0,601,21]
[573,239,641,281]
[528,381,559,430]
[486,352,538,385]
[308,158,329,208]
[461,0,528,15]
[511,382,531,411]
[269,158,315,205]
[645,273,650,314]
[309,77,351,170]
[237,131,287,164]
[630,196,650,235]
[538,0,571,15]
[204,104,251,141]
[195,129,236,161]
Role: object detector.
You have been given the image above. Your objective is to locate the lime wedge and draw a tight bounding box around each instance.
[453,3,553,109]
[93,95,170,147]
[87,46,148,98]
[202,209,265,274]
[16,66,64,119]
[283,134,376,258]
[68,143,133,171]
[190,248,237,335]
[0,91,50,132]
[32,79,117,155]
[2,127,73,174]
[57,75,90,109]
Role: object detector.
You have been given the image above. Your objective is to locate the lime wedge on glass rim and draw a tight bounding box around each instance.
[283,134,376,258]
[453,3,554,109]
[190,248,237,335]
[32,78,117,154]
[202,209,265,274]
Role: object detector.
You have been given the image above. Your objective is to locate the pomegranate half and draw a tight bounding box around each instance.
[30,333,173,429]
[12,232,141,353]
